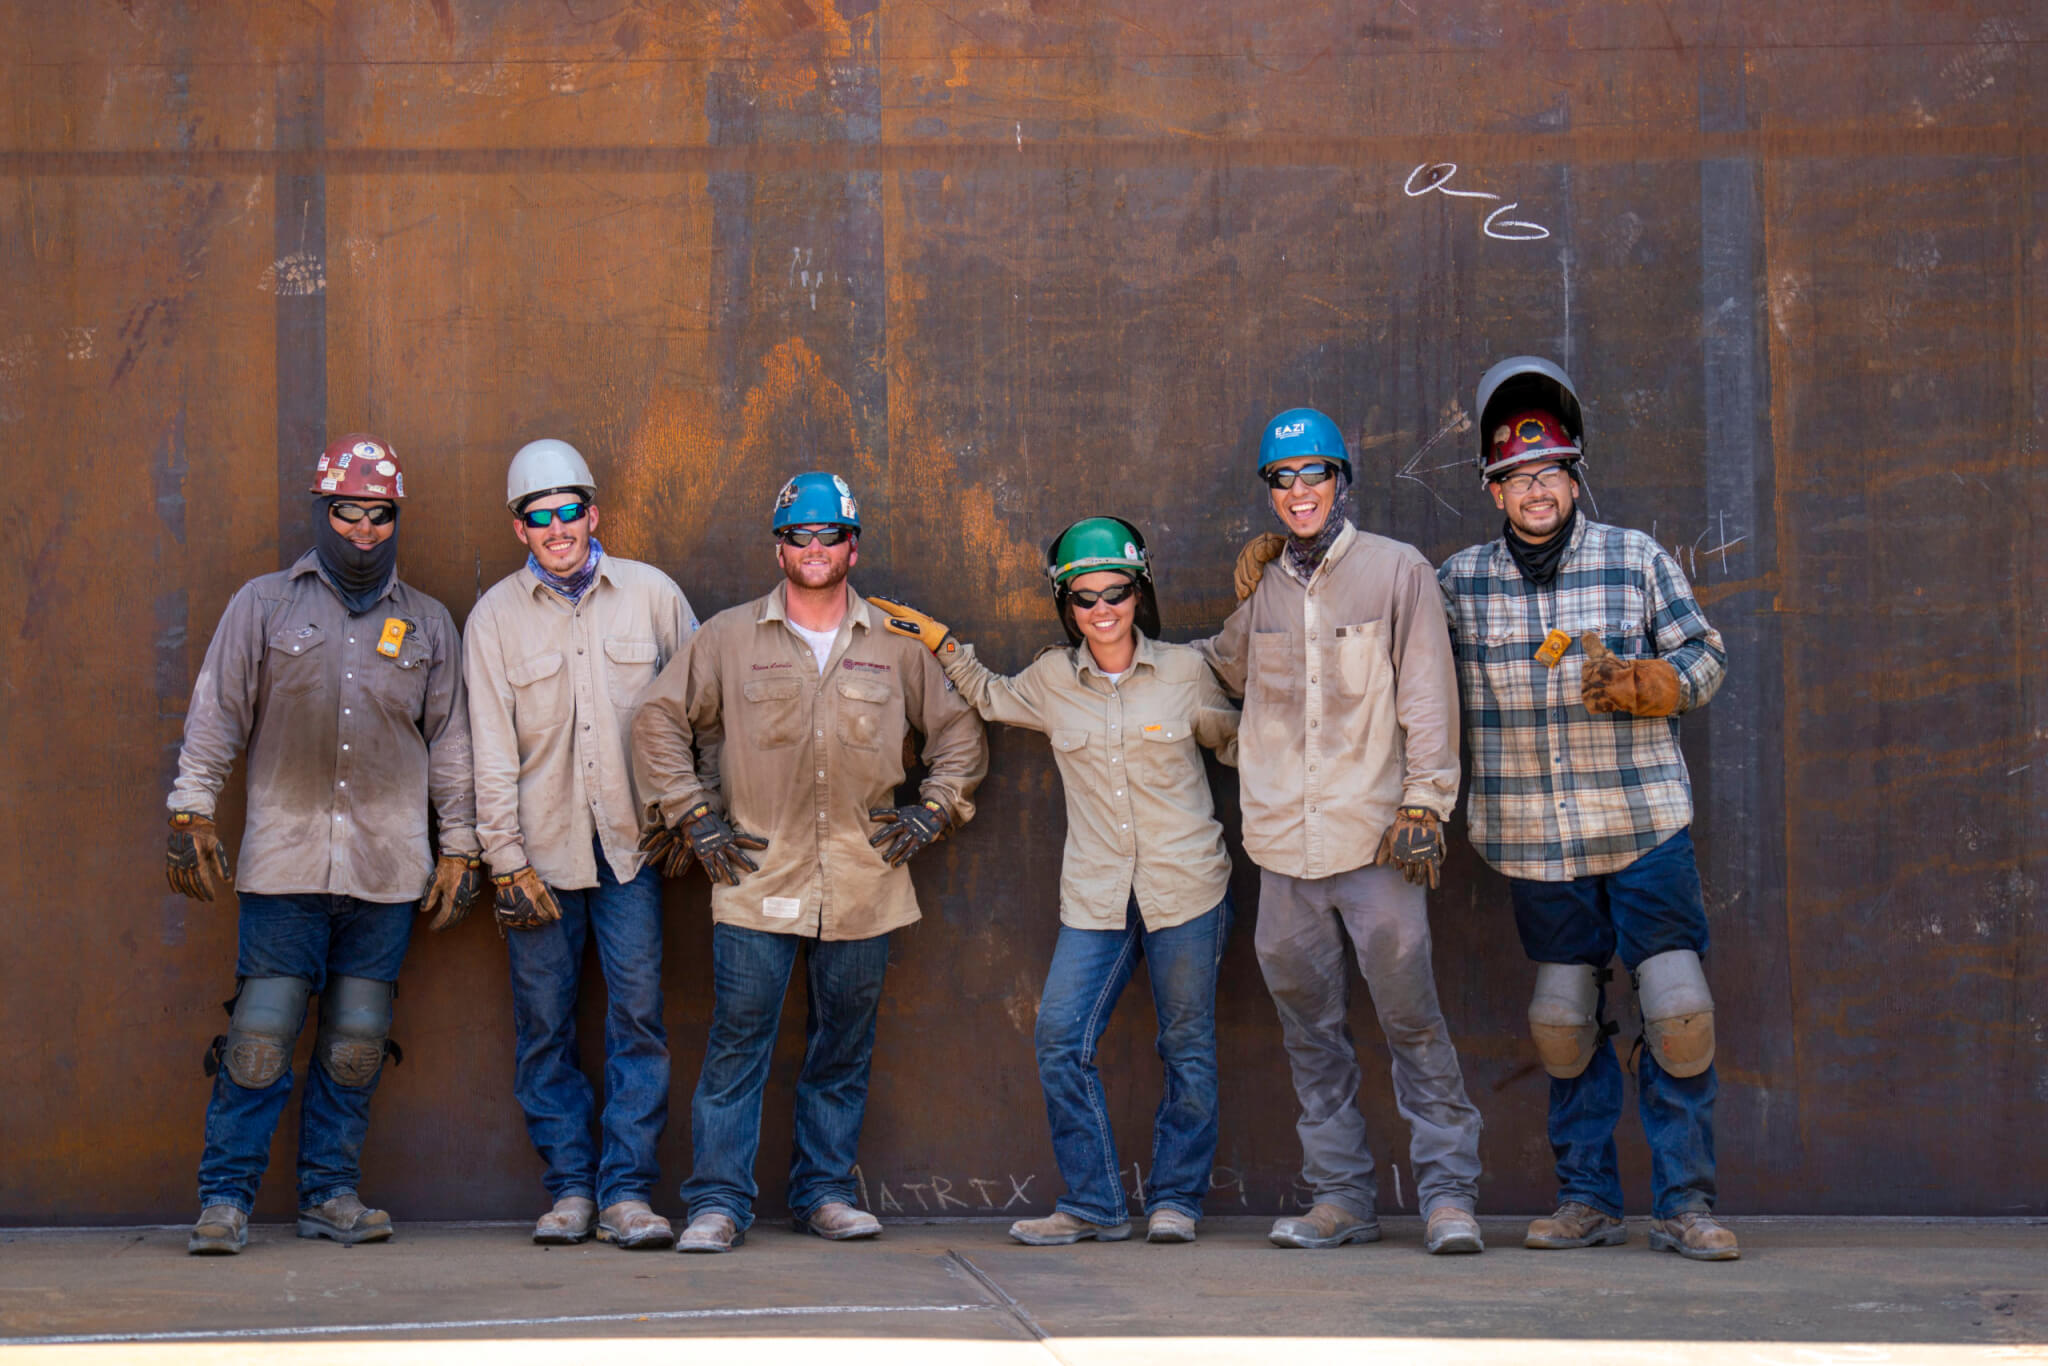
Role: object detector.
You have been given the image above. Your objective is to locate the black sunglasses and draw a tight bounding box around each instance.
[1068,581,1139,609]
[778,527,852,547]
[329,501,397,526]
[519,502,589,529]
[1262,461,1342,490]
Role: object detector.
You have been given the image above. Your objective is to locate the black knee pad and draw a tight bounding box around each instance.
[313,976,396,1087]
[209,976,313,1089]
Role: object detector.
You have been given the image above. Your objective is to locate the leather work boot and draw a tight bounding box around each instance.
[533,1196,596,1245]
[1269,1202,1381,1249]
[1146,1208,1198,1244]
[1649,1210,1741,1261]
[1525,1201,1627,1250]
[795,1201,883,1241]
[1008,1210,1133,1246]
[296,1192,393,1245]
[187,1204,248,1256]
[1424,1206,1485,1255]
[675,1211,743,1254]
[598,1200,676,1250]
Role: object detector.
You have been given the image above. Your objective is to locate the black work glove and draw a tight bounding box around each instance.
[681,802,769,887]
[420,853,486,931]
[1376,807,1445,890]
[166,811,234,902]
[867,799,949,868]
[637,821,698,879]
[492,866,563,931]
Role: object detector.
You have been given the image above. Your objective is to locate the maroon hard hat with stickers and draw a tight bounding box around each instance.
[310,433,406,499]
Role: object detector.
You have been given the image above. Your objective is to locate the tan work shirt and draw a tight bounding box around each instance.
[944,633,1238,931]
[1196,521,1460,880]
[167,550,479,902]
[464,557,695,889]
[632,582,987,941]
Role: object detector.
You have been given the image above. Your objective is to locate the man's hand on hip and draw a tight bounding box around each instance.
[868,800,948,867]
[681,802,769,886]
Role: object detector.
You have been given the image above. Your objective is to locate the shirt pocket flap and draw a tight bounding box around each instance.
[835,677,894,704]
[604,637,659,666]
[269,622,326,657]
[394,631,433,670]
[743,677,803,702]
[1050,729,1090,752]
[507,650,564,688]
[1138,718,1190,743]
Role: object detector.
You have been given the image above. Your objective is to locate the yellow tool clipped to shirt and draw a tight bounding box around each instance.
[1533,628,1572,669]
[376,617,409,658]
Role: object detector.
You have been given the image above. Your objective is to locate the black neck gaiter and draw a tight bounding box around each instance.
[1503,503,1577,588]
[313,498,400,616]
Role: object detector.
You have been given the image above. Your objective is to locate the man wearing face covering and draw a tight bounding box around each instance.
[1200,408,1484,1257]
[166,433,483,1256]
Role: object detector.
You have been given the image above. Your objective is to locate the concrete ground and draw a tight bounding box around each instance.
[2,1217,2044,1364]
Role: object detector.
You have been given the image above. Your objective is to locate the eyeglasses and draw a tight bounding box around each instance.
[1262,461,1342,490]
[1068,581,1139,609]
[1498,467,1574,495]
[329,501,397,526]
[519,502,589,528]
[777,526,852,548]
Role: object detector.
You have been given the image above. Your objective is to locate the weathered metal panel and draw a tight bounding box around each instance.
[0,1,2040,1223]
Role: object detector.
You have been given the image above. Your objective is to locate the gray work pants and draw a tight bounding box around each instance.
[1255,863,1483,1218]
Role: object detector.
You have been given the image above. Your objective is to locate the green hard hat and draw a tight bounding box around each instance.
[1044,516,1151,586]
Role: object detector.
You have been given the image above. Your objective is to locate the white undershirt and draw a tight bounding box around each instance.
[788,620,838,675]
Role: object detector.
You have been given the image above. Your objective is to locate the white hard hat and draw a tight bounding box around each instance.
[506,438,596,510]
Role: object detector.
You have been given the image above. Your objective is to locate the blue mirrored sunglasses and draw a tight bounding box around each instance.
[519,502,589,528]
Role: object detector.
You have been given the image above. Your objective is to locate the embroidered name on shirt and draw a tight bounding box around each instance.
[751,660,794,671]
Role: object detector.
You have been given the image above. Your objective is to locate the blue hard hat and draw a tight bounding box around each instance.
[1257,407,1350,476]
[771,470,861,532]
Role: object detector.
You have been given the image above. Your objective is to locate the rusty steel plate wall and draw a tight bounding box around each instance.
[1,2,2041,1224]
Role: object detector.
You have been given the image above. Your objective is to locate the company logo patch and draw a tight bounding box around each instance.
[1274,420,1307,440]
[842,659,891,674]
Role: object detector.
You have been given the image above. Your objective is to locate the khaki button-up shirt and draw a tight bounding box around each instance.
[632,582,987,941]
[1196,521,1460,881]
[167,550,479,902]
[464,557,695,889]
[944,633,1238,931]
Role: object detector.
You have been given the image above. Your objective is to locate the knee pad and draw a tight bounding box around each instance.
[1527,963,1604,1079]
[1634,949,1715,1078]
[210,976,312,1089]
[313,976,396,1087]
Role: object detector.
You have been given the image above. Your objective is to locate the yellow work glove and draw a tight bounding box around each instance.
[867,596,960,658]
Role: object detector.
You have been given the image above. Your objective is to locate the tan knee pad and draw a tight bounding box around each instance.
[1635,949,1715,1078]
[1527,962,1600,1079]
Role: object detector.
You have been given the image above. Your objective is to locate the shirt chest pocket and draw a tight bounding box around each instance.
[834,676,898,751]
[1334,620,1388,698]
[368,627,431,715]
[603,637,660,711]
[265,622,327,697]
[1250,630,1295,702]
[507,650,569,732]
[741,676,806,750]
[1134,716,1195,772]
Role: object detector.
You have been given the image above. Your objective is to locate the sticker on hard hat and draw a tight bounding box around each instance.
[1493,424,1512,451]
[321,475,342,490]
[375,460,397,476]
[316,454,331,471]
[364,482,389,495]
[832,475,852,496]
[1123,542,1138,559]
[336,451,352,468]
[840,496,858,520]
[395,473,404,497]
[1517,418,1547,445]
[1274,420,1307,439]
[775,480,798,508]
[354,441,383,460]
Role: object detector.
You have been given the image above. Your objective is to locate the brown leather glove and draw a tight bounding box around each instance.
[1234,533,1286,602]
[1579,634,1682,717]
[637,820,697,879]
[166,811,234,902]
[419,854,485,932]
[492,866,563,932]
[1376,806,1445,890]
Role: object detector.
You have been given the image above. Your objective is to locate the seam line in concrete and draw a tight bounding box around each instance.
[947,1249,1064,1357]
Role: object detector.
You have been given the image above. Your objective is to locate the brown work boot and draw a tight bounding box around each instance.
[296,1192,393,1245]
[1268,1202,1381,1249]
[533,1195,596,1245]
[188,1204,248,1256]
[1525,1201,1627,1249]
[1649,1210,1741,1261]
[796,1201,882,1241]
[1008,1210,1132,1246]
[675,1210,743,1254]
[598,1200,675,1250]
[1146,1208,1198,1244]
[1424,1205,1485,1255]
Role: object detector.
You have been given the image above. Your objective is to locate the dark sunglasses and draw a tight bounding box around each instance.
[777,527,852,548]
[329,501,397,526]
[1068,581,1139,609]
[519,502,589,529]
[1262,461,1342,490]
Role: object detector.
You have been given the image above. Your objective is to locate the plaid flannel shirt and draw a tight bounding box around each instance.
[1437,516,1725,881]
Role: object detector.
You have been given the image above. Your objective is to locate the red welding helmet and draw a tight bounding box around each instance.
[1483,409,1581,480]
[311,433,406,500]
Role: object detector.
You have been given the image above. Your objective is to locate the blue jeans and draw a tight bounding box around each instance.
[196,893,415,1213]
[505,841,668,1209]
[1510,827,1717,1220]
[1036,896,1231,1226]
[681,923,891,1231]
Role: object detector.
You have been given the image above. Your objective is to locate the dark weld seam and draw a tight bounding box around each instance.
[273,59,325,570]
[945,1249,1050,1344]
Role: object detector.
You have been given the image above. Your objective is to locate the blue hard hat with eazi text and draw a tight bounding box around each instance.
[772,470,861,532]
[1258,407,1350,476]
